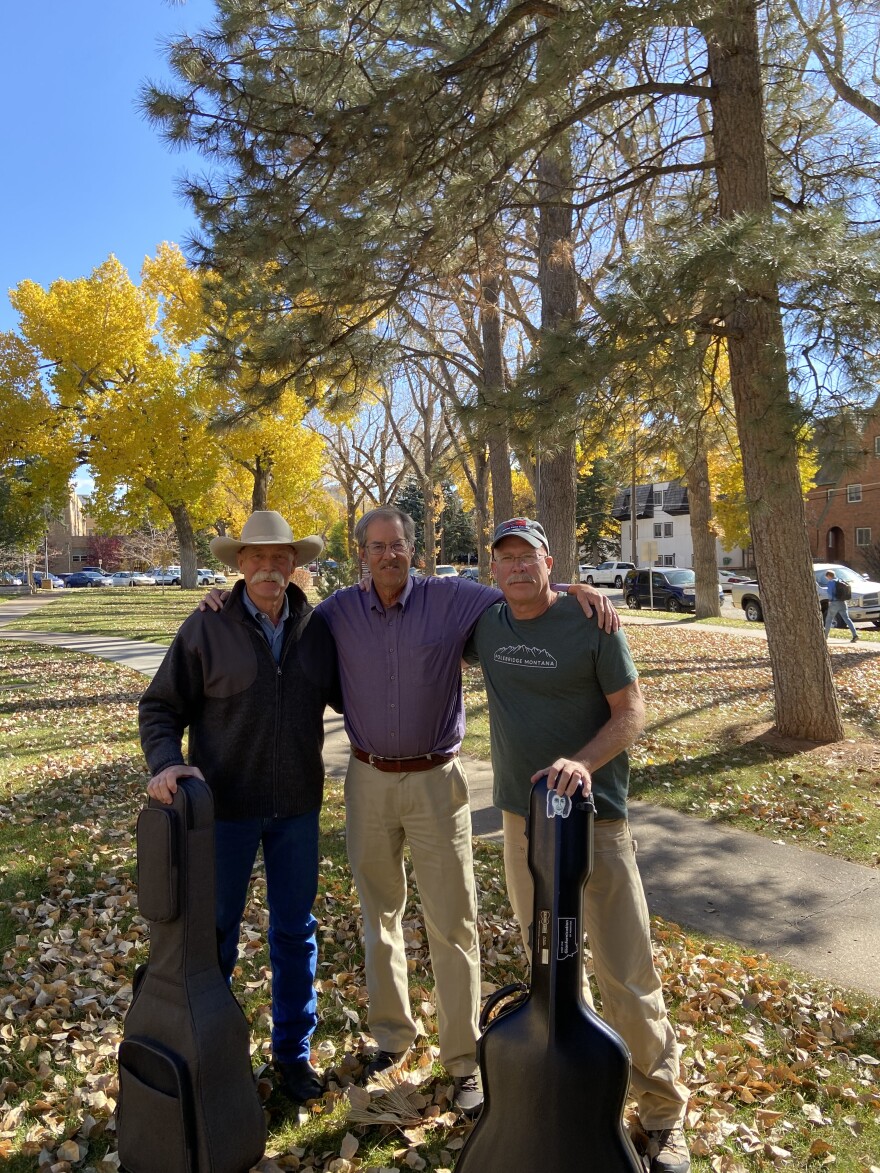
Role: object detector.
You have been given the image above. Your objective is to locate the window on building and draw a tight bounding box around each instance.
[875,436,880,457]
[655,488,666,509]
[856,528,871,546]
[664,522,673,537]
[847,484,862,503]
[653,522,662,538]
[826,488,834,501]
[663,554,676,566]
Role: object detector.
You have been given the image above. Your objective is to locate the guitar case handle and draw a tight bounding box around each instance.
[479,982,529,1033]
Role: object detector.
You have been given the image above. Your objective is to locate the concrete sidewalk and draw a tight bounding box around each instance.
[2,595,879,998]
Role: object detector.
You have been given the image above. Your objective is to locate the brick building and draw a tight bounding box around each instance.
[805,408,880,575]
[46,484,98,574]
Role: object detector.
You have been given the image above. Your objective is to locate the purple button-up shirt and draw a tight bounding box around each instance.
[317,575,501,757]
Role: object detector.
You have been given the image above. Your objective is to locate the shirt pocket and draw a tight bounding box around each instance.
[408,638,447,687]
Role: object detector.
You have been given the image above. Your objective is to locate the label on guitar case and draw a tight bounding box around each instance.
[558,917,577,960]
[538,909,551,964]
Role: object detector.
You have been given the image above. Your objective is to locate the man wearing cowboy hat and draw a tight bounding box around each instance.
[139,511,341,1105]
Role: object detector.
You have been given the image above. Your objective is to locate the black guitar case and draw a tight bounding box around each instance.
[456,777,645,1171]
[117,777,266,1173]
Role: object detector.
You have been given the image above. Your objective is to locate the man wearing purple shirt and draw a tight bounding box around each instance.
[317,506,615,1115]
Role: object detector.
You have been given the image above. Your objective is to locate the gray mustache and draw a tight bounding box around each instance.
[250,570,287,586]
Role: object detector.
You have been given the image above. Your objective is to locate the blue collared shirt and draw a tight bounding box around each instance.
[242,588,290,663]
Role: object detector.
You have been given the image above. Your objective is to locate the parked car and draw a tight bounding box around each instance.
[578,564,597,583]
[0,571,23,586]
[33,571,65,588]
[110,570,157,587]
[434,564,458,578]
[197,568,225,585]
[65,571,107,588]
[458,567,479,581]
[624,568,724,613]
[582,561,636,588]
[717,569,752,590]
[150,566,181,585]
[79,569,114,586]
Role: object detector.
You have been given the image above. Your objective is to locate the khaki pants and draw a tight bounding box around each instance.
[503,811,688,1130]
[345,754,480,1076]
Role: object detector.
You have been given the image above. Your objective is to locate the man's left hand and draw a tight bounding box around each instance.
[532,757,592,798]
[568,584,620,633]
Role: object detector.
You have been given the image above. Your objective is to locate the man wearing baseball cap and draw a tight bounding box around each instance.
[139,511,341,1106]
[464,516,690,1172]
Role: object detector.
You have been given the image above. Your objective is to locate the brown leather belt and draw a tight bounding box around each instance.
[351,746,457,773]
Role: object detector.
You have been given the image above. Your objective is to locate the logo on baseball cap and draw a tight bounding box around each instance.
[491,517,550,553]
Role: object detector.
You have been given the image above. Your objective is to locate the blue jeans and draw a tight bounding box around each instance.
[824,599,858,638]
[214,812,319,1063]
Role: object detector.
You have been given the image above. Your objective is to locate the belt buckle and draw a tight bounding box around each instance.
[368,753,377,768]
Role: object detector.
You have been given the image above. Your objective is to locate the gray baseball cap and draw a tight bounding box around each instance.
[491,517,550,554]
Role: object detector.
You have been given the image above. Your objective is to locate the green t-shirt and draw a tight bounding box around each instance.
[465,594,639,820]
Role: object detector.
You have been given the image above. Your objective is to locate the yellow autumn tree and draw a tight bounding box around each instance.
[11,257,222,586]
[0,332,76,550]
[142,243,336,528]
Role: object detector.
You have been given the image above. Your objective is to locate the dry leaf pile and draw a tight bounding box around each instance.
[1,641,879,1170]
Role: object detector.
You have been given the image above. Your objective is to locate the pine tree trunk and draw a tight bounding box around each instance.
[705,0,842,740]
[481,272,514,524]
[686,449,721,619]
[472,447,492,580]
[536,135,579,582]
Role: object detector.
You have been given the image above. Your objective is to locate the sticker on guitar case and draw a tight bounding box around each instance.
[557,917,577,960]
[538,909,551,964]
[546,791,572,819]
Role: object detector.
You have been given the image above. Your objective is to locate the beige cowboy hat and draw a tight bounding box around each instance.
[210,511,324,569]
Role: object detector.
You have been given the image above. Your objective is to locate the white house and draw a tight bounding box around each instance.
[612,480,747,570]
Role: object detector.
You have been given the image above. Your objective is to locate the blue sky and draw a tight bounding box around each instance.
[0,0,218,337]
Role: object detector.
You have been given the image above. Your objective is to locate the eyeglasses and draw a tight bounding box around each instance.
[364,540,411,556]
[494,552,546,567]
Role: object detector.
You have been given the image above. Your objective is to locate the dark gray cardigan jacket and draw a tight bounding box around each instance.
[138,580,341,821]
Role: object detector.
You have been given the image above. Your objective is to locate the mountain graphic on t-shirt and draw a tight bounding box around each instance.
[493,644,557,668]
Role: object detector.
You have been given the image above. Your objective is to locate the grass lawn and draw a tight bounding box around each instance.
[0,588,211,644]
[0,634,879,1170]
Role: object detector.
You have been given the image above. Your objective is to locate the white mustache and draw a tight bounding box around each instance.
[251,570,287,586]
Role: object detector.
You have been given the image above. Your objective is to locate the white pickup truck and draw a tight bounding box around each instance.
[731,563,880,627]
[581,560,636,588]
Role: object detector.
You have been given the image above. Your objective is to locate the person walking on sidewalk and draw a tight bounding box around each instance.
[139,511,341,1106]
[823,570,859,642]
[465,517,690,1173]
